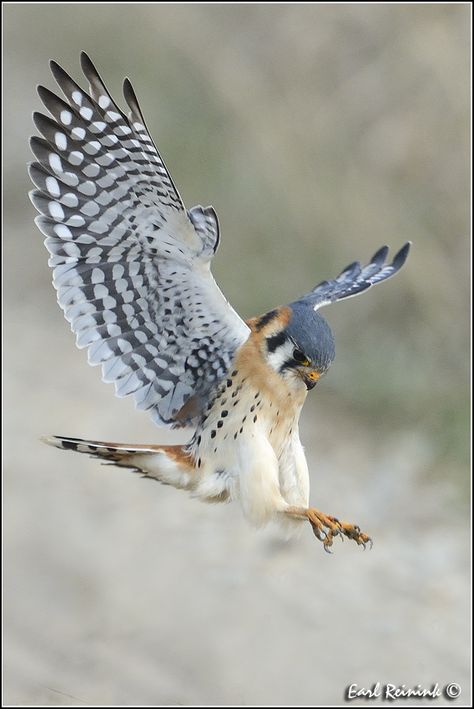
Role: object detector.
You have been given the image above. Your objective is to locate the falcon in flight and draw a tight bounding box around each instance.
[29,53,410,552]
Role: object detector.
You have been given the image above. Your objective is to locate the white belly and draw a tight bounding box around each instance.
[192,386,309,526]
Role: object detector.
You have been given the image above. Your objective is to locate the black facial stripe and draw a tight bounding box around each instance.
[255,309,278,331]
[280,358,298,373]
[266,330,287,353]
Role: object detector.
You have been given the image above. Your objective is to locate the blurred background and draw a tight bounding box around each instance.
[3,3,470,706]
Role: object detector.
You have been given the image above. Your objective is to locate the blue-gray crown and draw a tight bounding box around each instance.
[284,242,411,372]
[286,301,335,373]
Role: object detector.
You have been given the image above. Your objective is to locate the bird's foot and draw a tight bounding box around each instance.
[305,508,372,553]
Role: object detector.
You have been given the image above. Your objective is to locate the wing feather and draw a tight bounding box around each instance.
[303,242,411,310]
[29,53,250,427]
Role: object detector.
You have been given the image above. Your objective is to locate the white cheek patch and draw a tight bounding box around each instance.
[266,338,294,373]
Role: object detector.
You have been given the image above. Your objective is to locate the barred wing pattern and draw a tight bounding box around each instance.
[305,243,411,311]
[29,53,250,427]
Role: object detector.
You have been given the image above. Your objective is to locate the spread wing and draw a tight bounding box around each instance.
[302,243,411,311]
[29,52,250,427]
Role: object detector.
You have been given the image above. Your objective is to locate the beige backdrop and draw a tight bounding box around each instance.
[4,3,470,706]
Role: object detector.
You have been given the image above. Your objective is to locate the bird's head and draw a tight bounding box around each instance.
[253,242,411,392]
[263,301,335,391]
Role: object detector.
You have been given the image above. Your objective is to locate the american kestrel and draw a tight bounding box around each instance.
[29,53,410,552]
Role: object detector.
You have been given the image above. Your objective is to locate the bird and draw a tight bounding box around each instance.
[29,52,410,552]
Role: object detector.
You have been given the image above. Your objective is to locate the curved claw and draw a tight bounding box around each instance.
[311,525,325,542]
[306,507,372,553]
[323,530,336,553]
[356,534,372,551]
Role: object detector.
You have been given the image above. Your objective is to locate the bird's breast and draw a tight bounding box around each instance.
[192,363,304,469]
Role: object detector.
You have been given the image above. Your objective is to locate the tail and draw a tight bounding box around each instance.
[41,435,196,490]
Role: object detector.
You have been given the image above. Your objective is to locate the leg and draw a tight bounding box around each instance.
[284,505,372,553]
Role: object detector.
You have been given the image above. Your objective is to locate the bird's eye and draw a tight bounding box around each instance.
[293,349,310,366]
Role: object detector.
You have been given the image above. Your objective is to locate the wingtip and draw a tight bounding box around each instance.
[122,76,139,110]
[49,58,64,81]
[36,84,52,104]
[392,241,411,270]
[80,50,94,72]
[28,189,39,208]
[123,76,144,122]
[122,76,134,103]
[40,434,60,448]
[370,244,389,265]
[29,134,40,151]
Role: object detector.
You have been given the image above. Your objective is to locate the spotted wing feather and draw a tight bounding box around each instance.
[29,52,250,427]
[304,242,411,310]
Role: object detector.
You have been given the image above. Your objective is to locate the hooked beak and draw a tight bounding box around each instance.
[300,369,321,390]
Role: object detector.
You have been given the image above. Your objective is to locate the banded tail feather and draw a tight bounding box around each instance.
[41,435,195,489]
